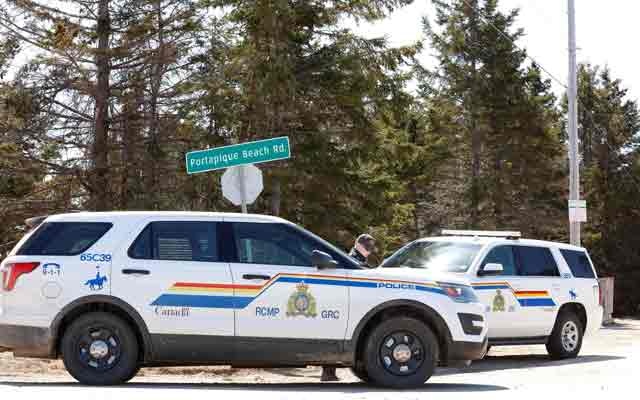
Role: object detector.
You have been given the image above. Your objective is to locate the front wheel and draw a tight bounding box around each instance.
[61,312,140,385]
[350,364,369,383]
[363,317,439,388]
[546,312,583,359]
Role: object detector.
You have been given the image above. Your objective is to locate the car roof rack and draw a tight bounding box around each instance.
[441,229,521,239]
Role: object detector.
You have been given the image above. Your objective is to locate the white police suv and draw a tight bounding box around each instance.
[381,230,603,359]
[0,212,487,387]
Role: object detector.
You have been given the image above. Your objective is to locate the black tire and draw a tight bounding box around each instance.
[479,345,491,359]
[363,317,438,388]
[546,311,583,359]
[350,364,370,383]
[61,312,140,385]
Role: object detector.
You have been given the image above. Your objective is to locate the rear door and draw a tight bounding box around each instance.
[512,245,563,336]
[473,244,560,338]
[111,218,234,338]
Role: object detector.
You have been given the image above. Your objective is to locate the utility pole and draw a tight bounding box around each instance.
[568,0,581,246]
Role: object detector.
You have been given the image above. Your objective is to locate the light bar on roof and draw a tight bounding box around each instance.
[441,229,521,239]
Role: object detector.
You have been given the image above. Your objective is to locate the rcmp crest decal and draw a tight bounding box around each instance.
[286,282,317,318]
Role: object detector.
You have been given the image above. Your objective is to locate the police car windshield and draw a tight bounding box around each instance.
[381,241,482,273]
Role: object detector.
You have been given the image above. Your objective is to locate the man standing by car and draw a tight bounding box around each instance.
[321,233,377,382]
[349,234,377,267]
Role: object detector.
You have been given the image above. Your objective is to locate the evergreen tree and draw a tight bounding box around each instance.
[423,0,565,236]
[198,0,419,249]
[570,65,640,314]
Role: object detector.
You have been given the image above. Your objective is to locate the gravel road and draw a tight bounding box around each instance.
[0,319,637,398]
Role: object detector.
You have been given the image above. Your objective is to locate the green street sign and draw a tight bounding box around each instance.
[186,136,290,174]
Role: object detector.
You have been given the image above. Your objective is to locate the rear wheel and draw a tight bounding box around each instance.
[546,312,583,359]
[363,317,438,388]
[61,312,139,385]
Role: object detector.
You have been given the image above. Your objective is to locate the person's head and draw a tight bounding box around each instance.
[354,234,376,258]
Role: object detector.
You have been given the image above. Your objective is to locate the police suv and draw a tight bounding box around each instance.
[381,230,603,359]
[0,212,487,387]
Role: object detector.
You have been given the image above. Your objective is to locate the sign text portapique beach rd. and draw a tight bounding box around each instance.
[186,136,290,174]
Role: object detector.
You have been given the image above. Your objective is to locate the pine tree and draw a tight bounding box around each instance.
[569,64,640,314]
[1,35,75,254]
[0,0,203,210]
[423,0,565,236]
[197,0,419,248]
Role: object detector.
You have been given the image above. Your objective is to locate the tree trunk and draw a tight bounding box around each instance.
[144,0,166,209]
[468,0,481,227]
[92,0,111,211]
[270,178,281,216]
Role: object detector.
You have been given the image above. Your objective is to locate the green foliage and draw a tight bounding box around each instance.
[568,65,640,315]
[0,0,639,314]
[423,0,566,238]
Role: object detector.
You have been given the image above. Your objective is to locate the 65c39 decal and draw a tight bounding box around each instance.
[80,253,112,262]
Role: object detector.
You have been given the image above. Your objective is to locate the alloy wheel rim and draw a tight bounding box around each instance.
[561,321,579,352]
[77,326,122,372]
[379,331,425,376]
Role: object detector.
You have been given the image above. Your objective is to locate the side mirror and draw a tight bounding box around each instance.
[312,250,338,270]
[479,263,504,276]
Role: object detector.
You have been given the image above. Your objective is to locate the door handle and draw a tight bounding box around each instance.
[122,269,150,275]
[242,274,271,280]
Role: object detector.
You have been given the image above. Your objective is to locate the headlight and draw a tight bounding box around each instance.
[438,282,479,303]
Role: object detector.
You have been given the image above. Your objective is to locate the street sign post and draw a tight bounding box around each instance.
[186,137,290,213]
[186,136,290,174]
[569,199,587,223]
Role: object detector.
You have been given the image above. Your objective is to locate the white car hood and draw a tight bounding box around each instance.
[358,267,471,286]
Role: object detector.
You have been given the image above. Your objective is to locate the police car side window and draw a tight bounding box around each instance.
[481,245,517,275]
[128,221,219,262]
[231,222,314,267]
[516,246,560,277]
[560,249,595,278]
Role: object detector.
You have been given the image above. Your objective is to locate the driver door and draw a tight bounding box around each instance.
[225,219,349,341]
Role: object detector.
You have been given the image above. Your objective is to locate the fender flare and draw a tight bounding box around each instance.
[50,295,153,361]
[348,299,453,364]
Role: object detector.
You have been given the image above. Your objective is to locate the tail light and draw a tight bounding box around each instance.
[598,284,603,306]
[2,262,40,291]
[593,284,603,306]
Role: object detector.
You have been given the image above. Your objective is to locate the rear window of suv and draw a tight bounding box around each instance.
[128,221,219,262]
[560,249,596,279]
[16,222,113,256]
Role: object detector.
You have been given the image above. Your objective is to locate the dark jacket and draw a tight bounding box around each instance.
[349,247,369,267]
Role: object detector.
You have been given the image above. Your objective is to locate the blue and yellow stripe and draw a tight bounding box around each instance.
[472,282,556,307]
[151,273,444,309]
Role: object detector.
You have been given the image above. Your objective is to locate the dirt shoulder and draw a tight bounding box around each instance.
[1,319,637,384]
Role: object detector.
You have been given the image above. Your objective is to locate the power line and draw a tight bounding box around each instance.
[457,0,567,89]
[455,0,640,197]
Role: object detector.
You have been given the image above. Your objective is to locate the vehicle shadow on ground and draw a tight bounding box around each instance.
[0,381,509,393]
[602,322,638,331]
[437,354,624,376]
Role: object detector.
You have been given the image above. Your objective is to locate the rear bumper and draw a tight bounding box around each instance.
[0,324,53,358]
[447,336,488,361]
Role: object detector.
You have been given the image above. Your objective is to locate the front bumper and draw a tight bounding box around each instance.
[0,324,53,358]
[447,336,488,361]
